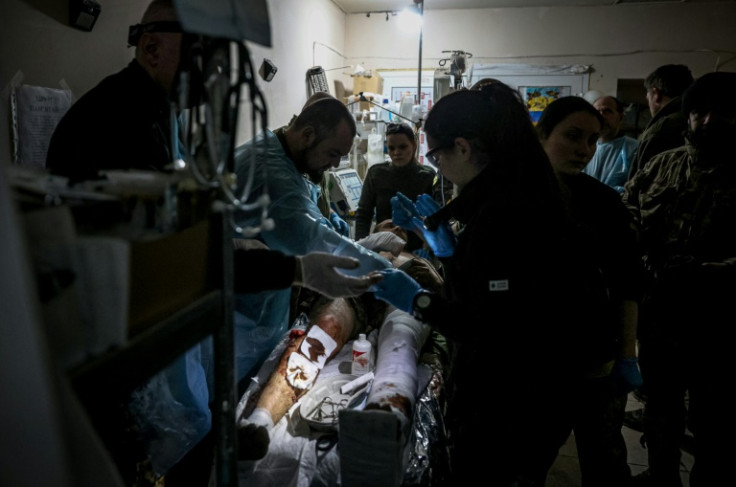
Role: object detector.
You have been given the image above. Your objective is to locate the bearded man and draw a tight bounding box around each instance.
[623,71,736,487]
[230,97,398,385]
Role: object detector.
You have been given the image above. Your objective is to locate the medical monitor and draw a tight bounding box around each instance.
[328,168,363,217]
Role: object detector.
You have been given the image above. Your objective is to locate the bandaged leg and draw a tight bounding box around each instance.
[238,298,356,460]
[339,308,431,485]
[365,308,431,440]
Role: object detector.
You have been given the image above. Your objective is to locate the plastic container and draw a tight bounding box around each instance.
[351,333,372,375]
[381,98,392,122]
[411,104,423,124]
[399,92,414,122]
[366,128,384,167]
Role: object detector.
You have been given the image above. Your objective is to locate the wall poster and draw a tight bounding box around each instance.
[467,63,590,124]
[520,85,571,123]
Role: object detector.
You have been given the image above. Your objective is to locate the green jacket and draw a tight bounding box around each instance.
[628,96,688,179]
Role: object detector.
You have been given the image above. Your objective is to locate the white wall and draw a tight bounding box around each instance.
[240,0,348,144]
[0,0,348,165]
[344,3,736,97]
[3,1,736,167]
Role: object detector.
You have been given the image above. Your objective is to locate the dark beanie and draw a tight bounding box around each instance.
[681,71,736,115]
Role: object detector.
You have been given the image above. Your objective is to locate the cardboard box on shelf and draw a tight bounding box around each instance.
[20,205,214,364]
[347,94,378,113]
[352,73,383,97]
[127,217,212,336]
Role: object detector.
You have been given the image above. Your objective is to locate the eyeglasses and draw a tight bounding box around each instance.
[424,143,453,168]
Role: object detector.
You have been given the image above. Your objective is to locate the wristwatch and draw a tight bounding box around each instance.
[412,291,434,321]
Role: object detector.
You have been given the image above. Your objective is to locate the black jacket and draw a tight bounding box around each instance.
[47,60,175,181]
[354,161,437,251]
[628,96,687,179]
[423,166,578,364]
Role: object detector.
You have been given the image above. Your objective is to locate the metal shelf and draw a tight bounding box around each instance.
[69,290,222,403]
[67,209,237,486]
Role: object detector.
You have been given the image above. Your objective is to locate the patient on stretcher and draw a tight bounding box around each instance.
[237,221,444,460]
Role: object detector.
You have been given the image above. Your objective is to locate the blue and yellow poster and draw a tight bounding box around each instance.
[520,86,571,123]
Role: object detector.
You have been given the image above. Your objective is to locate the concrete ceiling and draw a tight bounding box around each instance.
[332,0,724,13]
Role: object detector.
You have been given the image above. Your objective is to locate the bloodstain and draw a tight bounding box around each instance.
[305,337,326,361]
[290,329,306,339]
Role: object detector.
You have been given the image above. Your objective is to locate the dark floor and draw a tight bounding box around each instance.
[546,392,694,486]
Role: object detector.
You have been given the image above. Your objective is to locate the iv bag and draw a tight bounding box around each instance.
[366,128,384,166]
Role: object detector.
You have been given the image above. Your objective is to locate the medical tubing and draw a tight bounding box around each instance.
[208,42,272,237]
[178,38,220,188]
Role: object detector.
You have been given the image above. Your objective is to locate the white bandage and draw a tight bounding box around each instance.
[285,352,320,390]
[247,407,275,429]
[300,325,338,369]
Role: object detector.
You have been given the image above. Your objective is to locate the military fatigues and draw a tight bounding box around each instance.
[623,143,736,486]
[628,96,688,180]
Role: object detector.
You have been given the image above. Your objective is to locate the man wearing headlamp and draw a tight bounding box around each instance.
[46,0,185,180]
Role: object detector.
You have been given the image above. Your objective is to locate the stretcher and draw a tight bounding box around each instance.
[234,308,449,486]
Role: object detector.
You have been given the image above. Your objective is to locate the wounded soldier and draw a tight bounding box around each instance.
[236,221,445,461]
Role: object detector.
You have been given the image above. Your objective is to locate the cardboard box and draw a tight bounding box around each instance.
[128,218,213,336]
[352,73,383,97]
[346,94,378,114]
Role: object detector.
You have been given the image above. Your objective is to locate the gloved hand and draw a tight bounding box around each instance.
[610,357,643,396]
[329,211,351,238]
[411,216,456,258]
[414,193,441,218]
[356,231,406,256]
[391,192,420,230]
[371,267,423,313]
[296,252,382,298]
[397,193,456,258]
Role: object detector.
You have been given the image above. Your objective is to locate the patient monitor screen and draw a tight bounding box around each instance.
[329,169,363,215]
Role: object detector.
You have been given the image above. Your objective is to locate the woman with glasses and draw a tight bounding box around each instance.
[371,83,595,486]
[354,122,441,252]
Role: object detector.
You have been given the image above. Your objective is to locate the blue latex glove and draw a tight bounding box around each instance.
[391,192,420,230]
[329,211,351,237]
[371,268,423,313]
[414,193,441,218]
[410,194,456,258]
[411,217,456,258]
[610,357,643,396]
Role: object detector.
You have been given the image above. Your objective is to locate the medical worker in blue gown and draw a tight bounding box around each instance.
[231,96,401,383]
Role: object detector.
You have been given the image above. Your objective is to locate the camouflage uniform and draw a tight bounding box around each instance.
[623,142,736,486]
[627,96,688,180]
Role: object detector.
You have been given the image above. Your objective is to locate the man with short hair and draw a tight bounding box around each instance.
[623,71,736,487]
[627,64,694,180]
[623,65,695,441]
[283,92,351,236]
[583,95,639,194]
[47,0,185,179]
[230,96,394,384]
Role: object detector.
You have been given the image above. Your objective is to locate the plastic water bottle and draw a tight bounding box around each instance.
[381,98,392,122]
[351,333,372,375]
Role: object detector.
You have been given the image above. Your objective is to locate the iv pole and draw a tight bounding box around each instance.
[416,0,423,116]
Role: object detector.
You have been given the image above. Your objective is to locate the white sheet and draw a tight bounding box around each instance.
[235,316,434,487]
